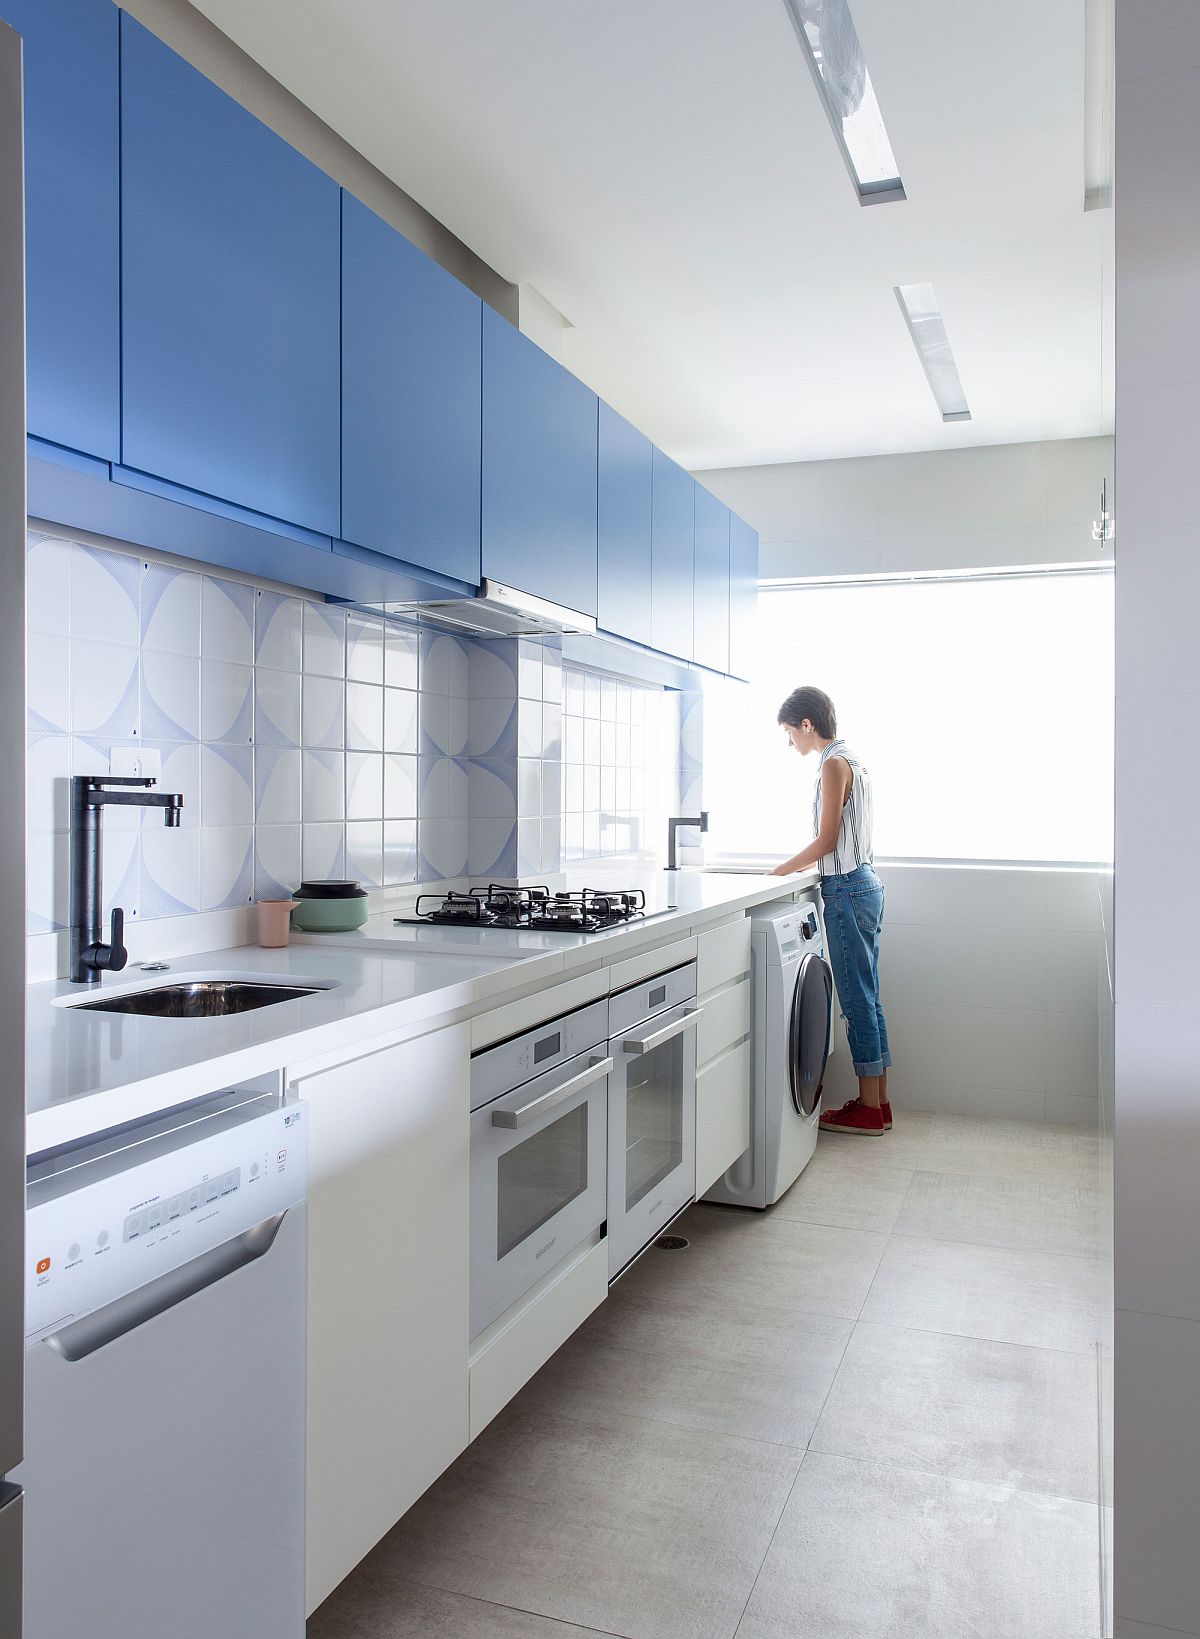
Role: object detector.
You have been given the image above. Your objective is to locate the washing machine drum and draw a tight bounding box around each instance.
[788,950,833,1116]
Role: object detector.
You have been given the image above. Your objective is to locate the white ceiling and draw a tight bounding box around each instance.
[186,0,1113,471]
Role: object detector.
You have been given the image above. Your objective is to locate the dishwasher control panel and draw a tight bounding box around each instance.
[25,1100,307,1342]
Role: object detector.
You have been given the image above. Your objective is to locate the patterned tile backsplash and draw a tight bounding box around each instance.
[26,530,684,940]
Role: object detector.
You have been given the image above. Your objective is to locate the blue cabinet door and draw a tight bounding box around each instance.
[728,513,759,682]
[481,307,598,616]
[596,402,653,648]
[341,194,481,586]
[693,484,730,673]
[4,0,119,459]
[651,450,694,662]
[120,17,340,536]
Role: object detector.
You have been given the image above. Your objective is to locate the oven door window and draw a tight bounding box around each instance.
[497,1102,589,1260]
[624,1036,685,1213]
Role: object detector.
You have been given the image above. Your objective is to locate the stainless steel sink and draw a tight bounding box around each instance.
[70,980,327,1018]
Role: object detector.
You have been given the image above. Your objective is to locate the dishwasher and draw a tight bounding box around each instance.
[15,1084,308,1639]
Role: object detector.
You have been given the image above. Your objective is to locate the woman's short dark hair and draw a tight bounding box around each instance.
[778,686,837,739]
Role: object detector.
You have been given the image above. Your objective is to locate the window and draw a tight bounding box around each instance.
[704,570,1114,864]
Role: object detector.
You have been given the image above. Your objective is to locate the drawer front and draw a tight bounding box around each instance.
[697,915,751,995]
[606,933,697,994]
[469,1239,608,1441]
[695,1041,752,1197]
[696,975,750,1067]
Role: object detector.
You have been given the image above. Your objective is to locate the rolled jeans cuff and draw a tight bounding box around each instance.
[851,1054,891,1078]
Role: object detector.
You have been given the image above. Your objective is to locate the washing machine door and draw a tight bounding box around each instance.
[788,951,833,1116]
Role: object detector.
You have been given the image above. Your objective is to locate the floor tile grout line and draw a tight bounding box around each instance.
[788,1445,1103,1513]
[729,1447,817,1639]
[885,1228,1107,1270]
[848,1312,1105,1362]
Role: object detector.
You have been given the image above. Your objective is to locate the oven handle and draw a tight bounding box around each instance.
[490,1055,613,1129]
[621,1005,704,1054]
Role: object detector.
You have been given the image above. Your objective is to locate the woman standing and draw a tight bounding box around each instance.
[769,686,892,1136]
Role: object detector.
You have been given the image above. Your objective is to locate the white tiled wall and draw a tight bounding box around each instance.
[560,665,682,863]
[817,863,1106,1126]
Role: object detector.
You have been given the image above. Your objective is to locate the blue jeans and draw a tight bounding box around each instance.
[820,864,892,1079]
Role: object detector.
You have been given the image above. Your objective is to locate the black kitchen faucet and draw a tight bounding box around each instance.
[69,775,184,984]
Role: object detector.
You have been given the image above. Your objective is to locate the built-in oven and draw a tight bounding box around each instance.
[607,962,702,1278]
[469,999,611,1341]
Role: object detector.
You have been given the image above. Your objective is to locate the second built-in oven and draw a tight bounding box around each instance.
[469,999,611,1341]
[607,962,702,1277]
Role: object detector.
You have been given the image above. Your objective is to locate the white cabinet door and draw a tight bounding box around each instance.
[296,1025,470,1615]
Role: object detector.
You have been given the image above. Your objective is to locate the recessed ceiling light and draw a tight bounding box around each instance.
[894,283,972,422]
[782,0,905,205]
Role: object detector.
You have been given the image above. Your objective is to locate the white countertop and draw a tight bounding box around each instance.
[27,868,815,1155]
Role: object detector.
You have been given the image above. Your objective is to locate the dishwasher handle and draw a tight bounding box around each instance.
[491,1055,613,1129]
[41,1211,289,1363]
[622,1005,704,1054]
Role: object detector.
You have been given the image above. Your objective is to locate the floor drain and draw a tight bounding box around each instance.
[655,1234,690,1251]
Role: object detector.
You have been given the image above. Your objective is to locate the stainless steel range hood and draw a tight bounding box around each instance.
[369,578,597,639]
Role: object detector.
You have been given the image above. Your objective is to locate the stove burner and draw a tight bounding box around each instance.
[404,884,648,934]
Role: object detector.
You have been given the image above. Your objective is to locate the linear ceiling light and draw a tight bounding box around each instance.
[894,282,972,422]
[782,0,905,205]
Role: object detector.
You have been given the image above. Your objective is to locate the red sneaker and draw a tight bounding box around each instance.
[880,1100,893,1130]
[819,1098,884,1136]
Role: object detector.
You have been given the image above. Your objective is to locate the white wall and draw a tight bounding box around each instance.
[817,864,1104,1128]
[698,435,1114,579]
[1112,7,1200,1636]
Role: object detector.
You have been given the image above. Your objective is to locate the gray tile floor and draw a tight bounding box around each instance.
[308,1111,1105,1639]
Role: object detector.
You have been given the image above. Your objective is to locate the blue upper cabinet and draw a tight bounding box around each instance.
[728,513,759,682]
[341,195,482,587]
[120,18,340,537]
[596,402,653,649]
[692,484,730,673]
[651,450,694,663]
[4,0,119,460]
[481,307,598,617]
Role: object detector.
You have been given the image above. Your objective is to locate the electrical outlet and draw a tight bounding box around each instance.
[109,748,162,780]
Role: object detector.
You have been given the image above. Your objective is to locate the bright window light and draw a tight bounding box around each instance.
[703,571,1114,864]
[783,0,905,204]
[895,282,972,422]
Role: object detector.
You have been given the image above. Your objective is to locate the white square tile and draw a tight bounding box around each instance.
[600,768,615,810]
[157,741,201,830]
[584,673,600,719]
[383,820,418,886]
[345,821,384,888]
[517,818,541,875]
[600,722,616,765]
[345,752,384,820]
[255,668,302,749]
[255,746,302,826]
[1044,930,1102,1014]
[26,533,72,637]
[141,650,200,742]
[564,716,584,764]
[541,702,562,759]
[564,765,583,812]
[26,735,72,832]
[1045,1010,1101,1099]
[564,667,585,716]
[71,544,140,647]
[468,815,516,878]
[100,827,140,920]
[418,815,467,880]
[540,816,562,873]
[141,826,200,918]
[419,755,468,820]
[517,758,541,818]
[201,576,254,664]
[345,611,385,684]
[70,641,139,739]
[584,719,601,766]
[601,678,616,721]
[254,823,302,901]
[200,744,254,827]
[384,624,419,691]
[383,687,419,755]
[346,682,384,752]
[541,648,562,705]
[517,639,542,701]
[1043,869,1104,933]
[302,675,345,750]
[383,753,418,820]
[517,703,544,759]
[302,822,345,881]
[254,590,303,672]
[26,830,69,935]
[468,759,516,821]
[466,638,515,703]
[303,603,346,678]
[141,561,201,656]
[200,661,253,744]
[541,759,561,817]
[28,633,71,734]
[302,749,345,824]
[199,825,254,911]
[882,923,1046,1012]
[417,692,462,757]
[563,812,584,859]
[584,766,600,811]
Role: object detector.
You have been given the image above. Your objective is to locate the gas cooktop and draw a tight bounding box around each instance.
[395,884,676,935]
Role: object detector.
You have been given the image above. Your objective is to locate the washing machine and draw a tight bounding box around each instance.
[705,892,834,1210]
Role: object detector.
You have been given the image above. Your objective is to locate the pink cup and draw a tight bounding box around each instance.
[257,899,300,948]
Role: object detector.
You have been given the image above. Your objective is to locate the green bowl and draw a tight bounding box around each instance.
[290,895,369,932]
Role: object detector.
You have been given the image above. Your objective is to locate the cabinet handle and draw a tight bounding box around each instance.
[491,1055,613,1129]
[622,1005,704,1054]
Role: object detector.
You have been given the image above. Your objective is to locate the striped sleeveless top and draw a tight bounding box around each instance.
[811,739,874,877]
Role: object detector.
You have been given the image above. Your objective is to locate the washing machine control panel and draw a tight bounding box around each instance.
[25,1102,307,1342]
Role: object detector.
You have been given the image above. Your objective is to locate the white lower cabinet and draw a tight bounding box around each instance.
[694,915,753,1196]
[294,1025,471,1616]
[696,1039,752,1195]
